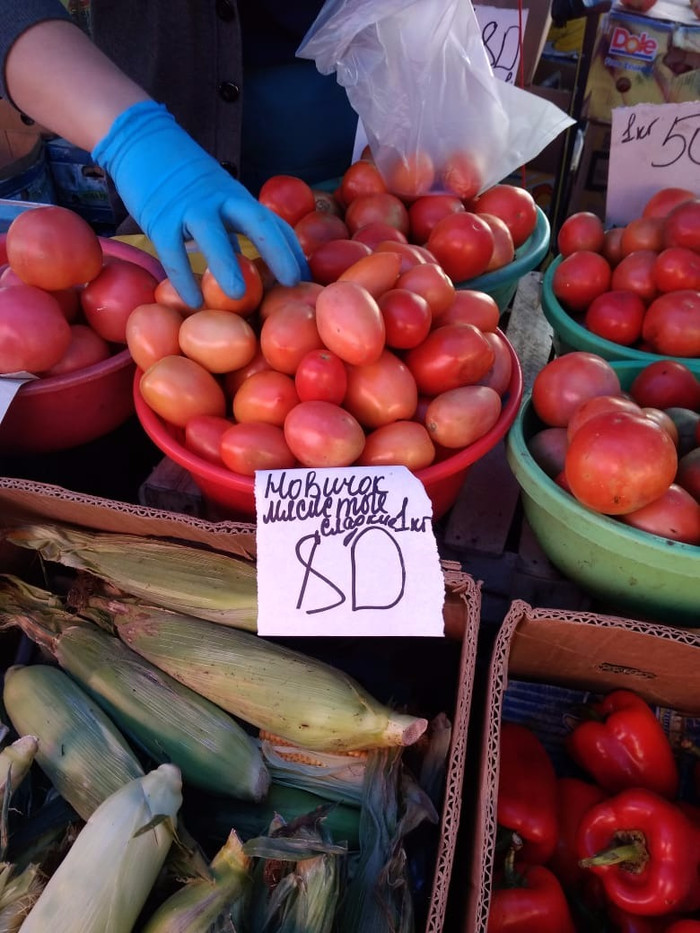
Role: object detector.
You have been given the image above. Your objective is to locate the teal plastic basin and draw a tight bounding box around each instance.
[506,361,700,626]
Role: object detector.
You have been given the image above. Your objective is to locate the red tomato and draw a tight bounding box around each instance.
[338,250,401,298]
[374,240,429,274]
[308,239,372,285]
[653,247,700,292]
[294,211,349,256]
[259,300,323,374]
[426,212,494,283]
[528,427,569,478]
[184,413,233,466]
[125,302,183,372]
[80,259,158,344]
[340,160,387,204]
[315,280,386,366]
[154,275,203,314]
[404,323,495,396]
[433,289,500,332]
[232,370,299,426]
[642,406,679,446]
[294,348,347,404]
[258,174,316,227]
[343,350,418,428]
[1,265,83,323]
[0,284,71,373]
[662,199,700,251]
[424,385,501,448]
[344,192,410,237]
[223,351,272,397]
[566,394,642,442]
[531,352,622,427]
[200,256,263,315]
[620,216,664,256]
[629,360,700,411]
[311,189,343,217]
[378,288,432,349]
[557,212,606,257]
[619,484,700,545]
[479,213,515,272]
[283,400,366,467]
[42,323,111,377]
[642,290,700,357]
[472,184,538,247]
[359,420,435,469]
[476,330,513,396]
[6,204,103,290]
[408,195,466,244]
[676,448,700,501]
[179,308,257,374]
[395,262,455,317]
[220,422,296,475]
[564,410,677,514]
[602,227,625,267]
[610,250,658,305]
[140,355,226,426]
[351,222,408,249]
[642,187,696,219]
[439,150,482,201]
[584,290,646,346]
[381,150,435,200]
[258,281,323,321]
[551,251,612,313]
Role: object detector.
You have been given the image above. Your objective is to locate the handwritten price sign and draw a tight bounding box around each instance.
[474,5,528,85]
[607,102,700,226]
[254,466,446,638]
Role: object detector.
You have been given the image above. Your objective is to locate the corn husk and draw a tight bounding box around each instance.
[20,764,182,933]
[141,830,251,932]
[76,595,428,753]
[5,521,258,630]
[0,735,38,804]
[0,862,45,933]
[259,734,367,805]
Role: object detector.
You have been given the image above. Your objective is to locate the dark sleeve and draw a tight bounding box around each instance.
[0,0,70,100]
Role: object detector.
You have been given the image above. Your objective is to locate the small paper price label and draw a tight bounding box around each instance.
[607,102,700,227]
[0,373,36,425]
[254,466,446,638]
[474,6,528,85]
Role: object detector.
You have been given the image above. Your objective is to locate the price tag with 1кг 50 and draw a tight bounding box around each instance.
[254,465,446,637]
[607,102,700,227]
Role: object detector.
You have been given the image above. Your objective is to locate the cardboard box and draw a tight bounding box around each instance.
[44,137,117,229]
[0,475,480,933]
[463,599,700,932]
[583,7,700,124]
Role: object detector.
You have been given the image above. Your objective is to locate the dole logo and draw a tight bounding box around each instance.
[609,26,659,60]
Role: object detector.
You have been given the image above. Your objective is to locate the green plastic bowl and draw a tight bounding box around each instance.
[506,361,700,626]
[455,205,551,313]
[541,256,700,376]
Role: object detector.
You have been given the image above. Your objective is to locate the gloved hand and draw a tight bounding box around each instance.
[92,100,310,307]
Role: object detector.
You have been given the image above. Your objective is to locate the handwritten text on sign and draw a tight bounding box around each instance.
[474,6,528,85]
[254,466,446,638]
[607,103,700,226]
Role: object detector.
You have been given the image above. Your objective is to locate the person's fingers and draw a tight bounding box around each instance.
[186,215,246,298]
[220,197,306,287]
[151,231,203,308]
[271,214,311,281]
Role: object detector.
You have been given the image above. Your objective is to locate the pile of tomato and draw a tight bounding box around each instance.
[551,188,700,357]
[527,350,700,545]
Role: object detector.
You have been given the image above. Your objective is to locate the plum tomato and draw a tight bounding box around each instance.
[140,355,227,427]
[583,290,646,346]
[178,308,258,374]
[0,284,71,374]
[308,239,372,285]
[566,394,642,442]
[602,227,625,267]
[283,400,366,467]
[344,192,411,237]
[200,256,263,315]
[220,422,296,475]
[259,300,323,374]
[124,302,183,372]
[395,262,455,317]
[551,251,612,313]
[294,348,348,404]
[378,288,432,349]
[351,222,408,249]
[557,212,605,257]
[531,352,622,428]
[338,250,402,298]
[374,240,429,274]
[293,211,349,256]
[433,289,500,332]
[629,360,700,411]
[184,413,233,466]
[479,213,515,272]
[472,184,538,247]
[426,212,495,283]
[315,280,386,366]
[676,448,700,502]
[343,350,418,429]
[223,351,272,397]
[232,370,299,426]
[81,258,159,344]
[528,426,569,478]
[642,290,700,357]
[258,281,323,321]
[258,174,316,227]
[619,483,700,545]
[154,275,204,314]
[476,330,513,396]
[424,384,502,448]
[359,420,436,470]
[404,322,495,396]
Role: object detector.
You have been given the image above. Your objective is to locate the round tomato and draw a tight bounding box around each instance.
[602,227,625,267]
[642,407,679,445]
[125,302,184,372]
[338,250,402,298]
[178,308,257,374]
[378,288,432,349]
[259,300,323,374]
[140,355,226,426]
[308,239,372,285]
[584,290,646,346]
[620,217,664,256]
[404,322,495,396]
[439,150,482,201]
[552,251,612,313]
[557,212,605,257]
[528,427,569,478]
[408,194,466,244]
[284,400,366,467]
[479,213,515,272]
[424,385,501,448]
[340,160,387,204]
[395,262,455,317]
[0,284,71,373]
[531,352,622,427]
[642,290,700,357]
[359,420,435,470]
[258,174,316,227]
[223,351,272,397]
[566,394,641,442]
[154,275,203,314]
[258,281,323,321]
[344,192,411,237]
[564,410,677,514]
[220,422,296,475]
[351,222,408,249]
[426,212,494,283]
[343,350,418,428]
[315,280,386,366]
[381,150,435,199]
[6,205,103,290]
[184,413,233,466]
[42,323,111,377]
[653,247,700,293]
[312,188,343,217]
[642,187,696,219]
[294,348,347,404]
[200,256,263,315]
[610,250,658,305]
[619,483,700,544]
[472,184,537,247]
[476,330,513,396]
[232,370,299,426]
[294,211,349,256]
[662,199,700,251]
[433,289,500,332]
[80,259,159,344]
[629,360,700,411]
[676,448,700,501]
[0,262,84,322]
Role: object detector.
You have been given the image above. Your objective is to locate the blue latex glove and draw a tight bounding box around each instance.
[92,100,310,307]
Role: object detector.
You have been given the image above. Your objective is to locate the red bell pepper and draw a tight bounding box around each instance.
[549,776,607,891]
[608,903,668,931]
[497,722,558,864]
[487,846,577,933]
[566,690,679,800]
[576,787,700,916]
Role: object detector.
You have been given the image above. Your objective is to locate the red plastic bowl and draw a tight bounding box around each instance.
[0,237,165,454]
[133,330,523,521]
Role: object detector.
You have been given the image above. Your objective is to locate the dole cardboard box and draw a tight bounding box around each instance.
[0,475,479,933]
[461,598,700,931]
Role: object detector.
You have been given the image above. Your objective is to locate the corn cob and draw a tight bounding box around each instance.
[259,733,367,805]
[20,764,182,933]
[141,830,251,932]
[5,521,258,630]
[82,597,428,753]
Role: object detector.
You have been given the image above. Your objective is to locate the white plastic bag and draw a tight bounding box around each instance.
[297,0,575,198]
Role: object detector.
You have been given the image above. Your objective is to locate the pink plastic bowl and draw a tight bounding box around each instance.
[133,330,523,522]
[0,237,164,455]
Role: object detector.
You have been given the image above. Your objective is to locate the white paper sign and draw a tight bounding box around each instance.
[0,374,35,424]
[474,6,528,85]
[254,466,446,638]
[607,102,700,227]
